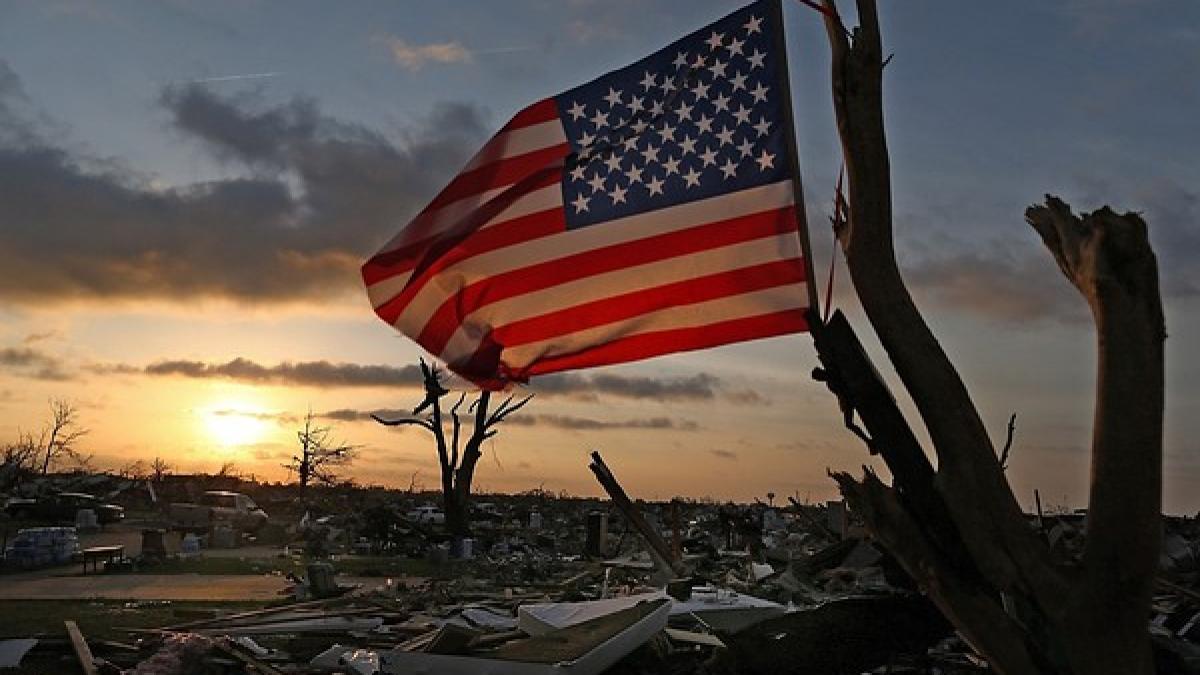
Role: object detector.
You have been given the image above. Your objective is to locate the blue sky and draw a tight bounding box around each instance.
[1,0,1197,511]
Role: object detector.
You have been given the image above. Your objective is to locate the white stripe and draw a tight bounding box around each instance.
[395,180,796,335]
[462,119,566,172]
[437,233,803,363]
[366,184,565,308]
[495,283,809,370]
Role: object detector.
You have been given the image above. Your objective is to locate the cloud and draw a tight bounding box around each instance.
[531,371,758,403]
[379,37,473,70]
[319,408,411,423]
[508,413,698,431]
[905,247,1085,324]
[0,60,489,305]
[138,357,423,388]
[710,448,737,460]
[0,346,71,381]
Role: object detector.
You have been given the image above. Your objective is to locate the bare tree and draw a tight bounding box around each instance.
[150,456,173,482]
[284,411,358,489]
[117,460,150,480]
[374,360,531,537]
[814,2,1164,674]
[39,398,89,475]
[1,430,41,489]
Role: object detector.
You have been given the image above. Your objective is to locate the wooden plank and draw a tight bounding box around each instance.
[64,620,98,675]
[589,451,683,575]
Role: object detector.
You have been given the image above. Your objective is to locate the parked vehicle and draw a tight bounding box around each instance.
[169,490,268,532]
[4,492,125,525]
[406,504,446,525]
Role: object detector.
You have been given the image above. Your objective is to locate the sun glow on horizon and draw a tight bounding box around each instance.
[202,401,270,447]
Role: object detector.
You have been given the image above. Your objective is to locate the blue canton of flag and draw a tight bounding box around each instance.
[556,2,789,228]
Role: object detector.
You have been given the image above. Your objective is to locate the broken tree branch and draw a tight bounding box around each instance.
[998,413,1017,471]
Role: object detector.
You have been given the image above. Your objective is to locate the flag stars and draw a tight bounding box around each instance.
[640,71,658,91]
[744,15,763,34]
[603,87,624,108]
[737,137,755,158]
[756,150,775,171]
[715,126,735,147]
[588,173,607,193]
[648,100,665,116]
[659,121,677,143]
[750,83,770,104]
[610,184,629,204]
[630,118,649,134]
[629,95,645,114]
[679,134,697,155]
[623,135,639,151]
[590,108,609,129]
[706,31,725,50]
[662,155,681,176]
[747,49,766,70]
[579,131,596,148]
[640,143,660,164]
[695,113,714,134]
[691,53,707,69]
[682,167,703,188]
[699,146,718,167]
[752,116,771,137]
[719,158,739,179]
[730,71,748,92]
[567,101,587,121]
[570,164,587,182]
[732,104,752,126]
[673,51,689,69]
[712,92,731,113]
[646,175,665,196]
[691,80,711,100]
[624,165,643,185]
[707,59,728,79]
[571,192,590,213]
[675,100,694,120]
[727,37,745,56]
[604,153,623,173]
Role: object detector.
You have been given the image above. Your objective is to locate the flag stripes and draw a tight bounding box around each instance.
[362,0,812,387]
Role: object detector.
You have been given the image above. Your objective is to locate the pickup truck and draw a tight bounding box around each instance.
[169,491,268,532]
[4,492,125,525]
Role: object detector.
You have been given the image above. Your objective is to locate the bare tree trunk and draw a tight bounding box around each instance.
[817,2,1164,673]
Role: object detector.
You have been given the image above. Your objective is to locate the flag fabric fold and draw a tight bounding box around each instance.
[363,0,812,389]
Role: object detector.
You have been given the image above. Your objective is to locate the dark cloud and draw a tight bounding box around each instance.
[508,413,698,431]
[905,247,1085,324]
[319,408,411,423]
[140,357,422,388]
[710,449,737,460]
[0,346,71,381]
[0,60,488,304]
[901,186,1200,324]
[532,371,757,403]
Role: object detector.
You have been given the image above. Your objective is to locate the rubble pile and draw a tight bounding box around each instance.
[3,470,1200,673]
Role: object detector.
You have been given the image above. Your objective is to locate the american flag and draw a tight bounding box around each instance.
[363,1,812,389]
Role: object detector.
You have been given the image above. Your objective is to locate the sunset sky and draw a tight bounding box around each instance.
[2,1,1197,512]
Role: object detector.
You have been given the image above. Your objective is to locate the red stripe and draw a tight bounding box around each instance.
[503,98,560,132]
[491,258,807,348]
[456,309,809,389]
[416,205,800,353]
[361,169,563,286]
[423,143,569,213]
[372,208,566,324]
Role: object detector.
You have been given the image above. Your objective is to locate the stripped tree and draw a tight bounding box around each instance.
[815,2,1165,674]
[39,398,89,475]
[285,411,358,489]
[374,360,531,537]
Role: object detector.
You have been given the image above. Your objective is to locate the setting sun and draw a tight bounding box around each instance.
[202,404,268,447]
